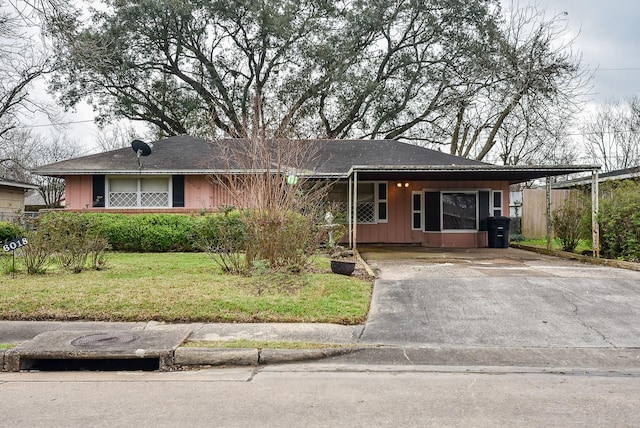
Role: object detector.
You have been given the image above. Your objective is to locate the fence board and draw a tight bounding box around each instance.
[522,189,574,239]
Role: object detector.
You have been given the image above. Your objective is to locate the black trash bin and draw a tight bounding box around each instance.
[487,216,511,248]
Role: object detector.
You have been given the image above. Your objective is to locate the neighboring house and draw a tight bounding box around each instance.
[33,136,595,248]
[550,165,640,189]
[0,178,40,222]
[24,190,66,212]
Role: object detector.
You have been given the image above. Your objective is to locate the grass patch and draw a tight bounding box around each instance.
[184,339,352,349]
[515,239,593,254]
[0,343,15,349]
[0,252,372,324]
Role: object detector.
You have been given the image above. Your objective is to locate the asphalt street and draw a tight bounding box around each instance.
[1,365,639,427]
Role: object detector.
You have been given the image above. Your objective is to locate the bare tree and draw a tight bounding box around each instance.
[94,122,141,152]
[442,4,588,162]
[495,100,579,166]
[582,96,640,172]
[0,1,52,139]
[0,128,80,207]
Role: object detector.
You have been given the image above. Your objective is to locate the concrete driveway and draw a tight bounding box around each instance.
[358,247,640,348]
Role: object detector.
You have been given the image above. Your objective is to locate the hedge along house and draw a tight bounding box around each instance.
[33,135,597,249]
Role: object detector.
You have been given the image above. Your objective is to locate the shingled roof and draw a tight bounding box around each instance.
[33,135,597,183]
[33,136,483,175]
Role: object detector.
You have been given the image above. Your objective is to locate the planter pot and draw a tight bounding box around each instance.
[331,260,356,276]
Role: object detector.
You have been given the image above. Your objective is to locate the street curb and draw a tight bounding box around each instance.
[511,243,640,272]
[259,347,357,364]
[173,346,359,368]
[355,251,377,278]
[174,347,259,366]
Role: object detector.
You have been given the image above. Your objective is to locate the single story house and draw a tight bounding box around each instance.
[33,136,597,248]
[0,178,40,222]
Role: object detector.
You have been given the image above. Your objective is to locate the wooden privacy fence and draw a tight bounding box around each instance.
[521,188,575,239]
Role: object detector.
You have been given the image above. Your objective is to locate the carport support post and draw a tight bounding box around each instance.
[348,174,353,249]
[592,169,600,258]
[352,171,358,253]
[546,176,552,250]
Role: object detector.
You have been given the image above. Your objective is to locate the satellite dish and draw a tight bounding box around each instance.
[131,139,153,157]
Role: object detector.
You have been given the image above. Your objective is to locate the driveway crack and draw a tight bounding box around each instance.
[561,292,616,348]
[402,347,414,364]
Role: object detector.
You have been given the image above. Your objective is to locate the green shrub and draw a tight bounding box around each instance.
[0,222,24,243]
[244,209,325,273]
[552,196,586,253]
[193,209,326,274]
[598,180,640,261]
[193,211,247,273]
[38,212,110,273]
[82,213,198,252]
[19,218,54,274]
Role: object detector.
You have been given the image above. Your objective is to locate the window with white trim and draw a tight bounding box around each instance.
[441,191,478,230]
[492,190,503,217]
[108,176,171,208]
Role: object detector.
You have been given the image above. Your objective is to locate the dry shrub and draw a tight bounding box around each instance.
[211,137,332,273]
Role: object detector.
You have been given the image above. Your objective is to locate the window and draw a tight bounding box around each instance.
[327,181,388,224]
[357,182,376,223]
[377,182,388,222]
[108,176,170,208]
[442,192,477,230]
[492,190,503,217]
[412,192,422,230]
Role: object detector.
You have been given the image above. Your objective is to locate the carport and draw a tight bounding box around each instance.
[346,164,600,253]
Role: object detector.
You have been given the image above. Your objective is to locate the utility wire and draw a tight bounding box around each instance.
[15,119,96,129]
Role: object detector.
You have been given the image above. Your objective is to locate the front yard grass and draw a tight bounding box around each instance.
[514,238,593,254]
[0,252,373,324]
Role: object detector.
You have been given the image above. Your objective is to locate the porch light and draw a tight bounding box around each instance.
[396,182,402,188]
[404,182,410,188]
[286,173,298,185]
[397,181,410,188]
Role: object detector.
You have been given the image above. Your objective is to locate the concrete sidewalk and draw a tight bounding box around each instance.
[0,321,365,371]
[0,320,363,345]
[3,319,640,372]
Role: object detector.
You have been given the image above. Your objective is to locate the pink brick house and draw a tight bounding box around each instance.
[33,135,593,248]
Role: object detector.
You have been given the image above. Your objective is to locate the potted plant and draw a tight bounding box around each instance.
[329,245,356,276]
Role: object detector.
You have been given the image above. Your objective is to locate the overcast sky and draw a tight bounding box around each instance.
[525,0,640,103]
[35,1,640,148]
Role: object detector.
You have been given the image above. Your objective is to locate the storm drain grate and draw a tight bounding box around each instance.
[6,329,192,372]
[20,357,160,371]
[71,332,139,347]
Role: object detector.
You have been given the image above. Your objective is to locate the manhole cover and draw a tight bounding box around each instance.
[71,332,139,347]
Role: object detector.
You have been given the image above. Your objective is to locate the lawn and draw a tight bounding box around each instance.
[514,238,593,254]
[0,252,373,324]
